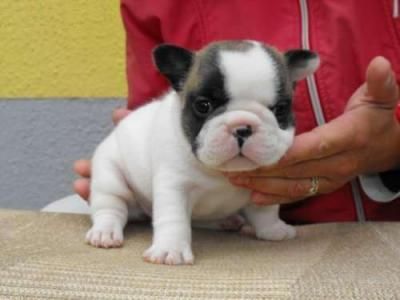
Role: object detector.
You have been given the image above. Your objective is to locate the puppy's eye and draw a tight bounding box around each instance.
[193,97,213,117]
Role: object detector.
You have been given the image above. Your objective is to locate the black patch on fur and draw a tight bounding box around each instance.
[271,95,295,129]
[284,49,318,82]
[285,50,317,70]
[278,48,318,129]
[181,47,229,153]
[263,46,295,130]
[153,44,193,91]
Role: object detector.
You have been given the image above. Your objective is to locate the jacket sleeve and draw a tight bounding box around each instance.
[120,0,169,110]
[359,170,400,202]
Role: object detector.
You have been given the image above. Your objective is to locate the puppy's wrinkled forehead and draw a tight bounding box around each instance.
[184,41,286,106]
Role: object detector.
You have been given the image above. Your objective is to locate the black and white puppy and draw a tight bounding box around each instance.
[86,40,319,265]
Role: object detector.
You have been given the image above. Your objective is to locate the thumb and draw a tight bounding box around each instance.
[366,56,399,106]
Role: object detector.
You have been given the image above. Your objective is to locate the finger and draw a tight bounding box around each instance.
[73,178,90,202]
[229,176,332,198]
[279,114,359,166]
[73,160,91,178]
[112,108,131,125]
[223,163,279,178]
[246,151,359,180]
[366,56,399,106]
[250,192,304,206]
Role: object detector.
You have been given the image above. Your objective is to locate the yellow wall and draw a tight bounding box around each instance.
[0,1,126,98]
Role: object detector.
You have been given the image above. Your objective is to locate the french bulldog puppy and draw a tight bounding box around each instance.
[86,40,319,265]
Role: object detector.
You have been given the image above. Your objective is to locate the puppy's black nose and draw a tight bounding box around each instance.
[234,126,252,148]
[235,126,252,139]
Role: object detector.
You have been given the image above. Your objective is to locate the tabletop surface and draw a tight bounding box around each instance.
[1,209,400,300]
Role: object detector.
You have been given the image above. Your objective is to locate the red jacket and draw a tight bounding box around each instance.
[120,0,400,223]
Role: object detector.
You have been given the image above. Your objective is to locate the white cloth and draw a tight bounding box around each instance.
[42,194,90,214]
[359,174,400,203]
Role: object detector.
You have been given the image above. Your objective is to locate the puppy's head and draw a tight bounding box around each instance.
[153,40,319,171]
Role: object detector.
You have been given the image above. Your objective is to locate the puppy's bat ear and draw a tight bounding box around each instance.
[153,44,194,91]
[284,50,320,82]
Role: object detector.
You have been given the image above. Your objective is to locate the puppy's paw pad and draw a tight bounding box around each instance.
[256,221,296,241]
[143,244,194,265]
[86,223,124,248]
[219,214,246,231]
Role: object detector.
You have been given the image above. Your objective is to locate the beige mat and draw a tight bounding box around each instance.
[1,209,400,299]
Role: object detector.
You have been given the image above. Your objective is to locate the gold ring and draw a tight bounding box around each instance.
[308,177,320,196]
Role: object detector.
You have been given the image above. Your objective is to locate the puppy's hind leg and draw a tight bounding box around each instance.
[243,205,296,241]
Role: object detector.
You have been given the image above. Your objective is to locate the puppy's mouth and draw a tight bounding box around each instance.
[214,142,261,171]
[196,133,267,172]
[218,155,259,172]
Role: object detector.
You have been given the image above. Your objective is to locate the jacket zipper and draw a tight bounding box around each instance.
[298,0,366,222]
[394,0,399,18]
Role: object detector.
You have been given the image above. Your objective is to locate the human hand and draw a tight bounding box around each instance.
[226,57,400,206]
[73,108,131,201]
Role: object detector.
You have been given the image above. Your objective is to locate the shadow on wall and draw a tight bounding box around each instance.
[0,99,125,210]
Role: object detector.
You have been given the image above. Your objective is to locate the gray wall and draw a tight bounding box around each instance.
[0,99,125,210]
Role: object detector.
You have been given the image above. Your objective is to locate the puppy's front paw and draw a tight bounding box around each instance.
[256,221,296,241]
[86,220,124,248]
[143,243,194,265]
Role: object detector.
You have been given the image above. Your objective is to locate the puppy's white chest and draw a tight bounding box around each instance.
[190,182,250,220]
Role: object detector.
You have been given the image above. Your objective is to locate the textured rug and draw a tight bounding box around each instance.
[1,209,400,299]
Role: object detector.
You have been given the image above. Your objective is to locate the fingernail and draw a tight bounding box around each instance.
[386,72,395,88]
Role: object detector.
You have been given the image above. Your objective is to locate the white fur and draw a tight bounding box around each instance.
[87,92,296,265]
[219,43,278,107]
